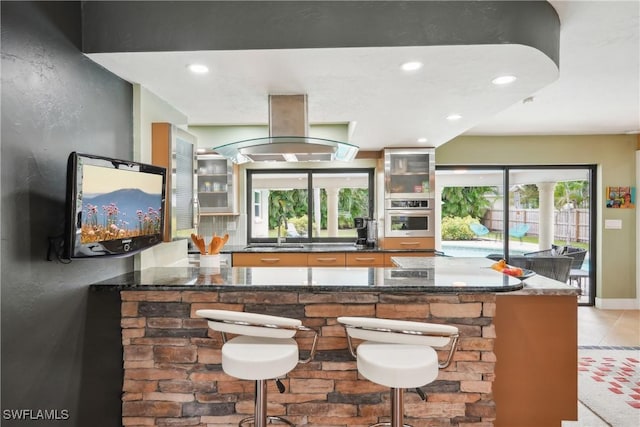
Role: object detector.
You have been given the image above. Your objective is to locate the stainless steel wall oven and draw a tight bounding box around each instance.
[384,199,434,237]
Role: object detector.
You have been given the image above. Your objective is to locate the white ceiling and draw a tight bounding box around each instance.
[88,0,639,152]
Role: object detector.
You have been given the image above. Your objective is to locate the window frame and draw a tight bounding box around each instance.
[437,164,597,306]
[246,168,375,244]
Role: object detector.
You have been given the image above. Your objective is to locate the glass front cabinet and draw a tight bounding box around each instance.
[384,148,435,199]
[196,153,237,215]
[151,123,198,241]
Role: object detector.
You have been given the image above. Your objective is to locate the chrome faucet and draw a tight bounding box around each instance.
[276,215,287,245]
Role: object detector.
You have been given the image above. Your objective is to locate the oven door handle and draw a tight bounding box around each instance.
[386,209,432,216]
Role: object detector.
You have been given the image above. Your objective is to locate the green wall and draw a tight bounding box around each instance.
[437,134,637,300]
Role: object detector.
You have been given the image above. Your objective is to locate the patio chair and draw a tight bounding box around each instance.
[508,223,530,242]
[526,245,587,270]
[525,244,562,257]
[470,223,490,239]
[509,255,572,282]
[564,246,587,269]
[486,253,505,261]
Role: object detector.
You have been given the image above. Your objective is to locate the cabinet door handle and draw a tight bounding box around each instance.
[316,257,337,262]
[400,241,421,246]
[260,258,281,264]
[354,257,375,262]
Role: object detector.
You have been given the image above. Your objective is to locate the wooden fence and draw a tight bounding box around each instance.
[483,208,590,243]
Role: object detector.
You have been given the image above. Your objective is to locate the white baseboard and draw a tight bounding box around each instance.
[595,297,640,310]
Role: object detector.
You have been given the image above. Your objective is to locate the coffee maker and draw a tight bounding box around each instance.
[354,217,377,248]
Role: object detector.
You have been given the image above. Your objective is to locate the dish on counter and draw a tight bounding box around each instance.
[489,259,536,280]
[510,268,536,280]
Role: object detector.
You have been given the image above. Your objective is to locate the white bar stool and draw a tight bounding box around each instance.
[197,309,318,427]
[337,316,459,427]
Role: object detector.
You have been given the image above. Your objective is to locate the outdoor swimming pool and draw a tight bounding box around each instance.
[440,242,528,258]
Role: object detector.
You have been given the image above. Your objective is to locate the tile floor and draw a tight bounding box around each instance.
[577,307,640,347]
[562,307,640,427]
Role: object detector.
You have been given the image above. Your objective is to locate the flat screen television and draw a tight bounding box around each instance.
[63,152,167,259]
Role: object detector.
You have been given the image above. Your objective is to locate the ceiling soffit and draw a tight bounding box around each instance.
[81,1,559,66]
[82,1,561,150]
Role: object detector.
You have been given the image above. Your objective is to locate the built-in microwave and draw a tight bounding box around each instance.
[385,199,434,237]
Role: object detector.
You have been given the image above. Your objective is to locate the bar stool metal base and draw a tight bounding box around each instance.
[238,380,294,427]
[369,388,411,427]
[238,416,294,427]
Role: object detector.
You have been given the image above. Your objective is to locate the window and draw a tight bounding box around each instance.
[247,168,374,243]
[253,190,261,218]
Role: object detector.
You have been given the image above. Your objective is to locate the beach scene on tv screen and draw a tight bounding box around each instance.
[79,164,163,243]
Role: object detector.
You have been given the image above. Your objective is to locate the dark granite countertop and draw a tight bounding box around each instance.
[392,257,580,296]
[90,257,524,293]
[215,244,437,254]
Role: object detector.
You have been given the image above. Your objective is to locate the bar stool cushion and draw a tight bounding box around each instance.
[222,335,299,380]
[356,342,439,389]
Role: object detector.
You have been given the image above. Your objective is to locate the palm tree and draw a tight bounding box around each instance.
[555,181,588,209]
[441,186,498,219]
[337,188,369,228]
[555,180,589,245]
[268,190,308,228]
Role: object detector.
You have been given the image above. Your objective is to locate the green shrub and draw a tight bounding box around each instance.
[289,215,308,235]
[441,216,479,240]
[338,211,353,229]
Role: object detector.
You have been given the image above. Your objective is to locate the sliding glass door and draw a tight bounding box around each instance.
[437,168,505,258]
[437,165,596,305]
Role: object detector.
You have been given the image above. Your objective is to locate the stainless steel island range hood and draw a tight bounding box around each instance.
[214,95,359,164]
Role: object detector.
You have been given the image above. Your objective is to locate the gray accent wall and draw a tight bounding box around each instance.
[1,2,130,425]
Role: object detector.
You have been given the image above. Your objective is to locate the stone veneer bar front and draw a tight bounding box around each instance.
[93,257,578,427]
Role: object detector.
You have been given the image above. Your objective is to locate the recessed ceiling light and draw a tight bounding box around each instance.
[446,114,462,121]
[188,64,209,74]
[492,75,517,85]
[401,61,423,71]
[417,137,428,143]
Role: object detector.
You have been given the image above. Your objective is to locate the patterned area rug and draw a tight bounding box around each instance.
[578,347,640,427]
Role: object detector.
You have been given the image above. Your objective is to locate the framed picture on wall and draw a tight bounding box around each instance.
[606,186,635,209]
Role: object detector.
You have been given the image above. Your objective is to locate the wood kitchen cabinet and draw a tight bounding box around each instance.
[232,250,433,267]
[345,253,384,266]
[232,253,308,267]
[232,251,382,267]
[307,253,346,267]
[494,294,577,426]
[381,237,434,250]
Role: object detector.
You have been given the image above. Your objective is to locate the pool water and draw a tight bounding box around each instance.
[440,244,527,258]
